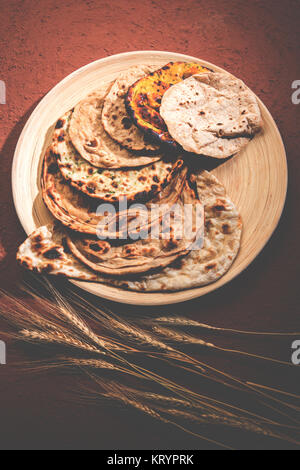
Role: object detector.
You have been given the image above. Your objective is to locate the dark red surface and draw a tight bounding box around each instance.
[0,0,299,450]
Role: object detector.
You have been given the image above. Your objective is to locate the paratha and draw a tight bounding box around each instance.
[102,65,160,152]
[69,84,160,168]
[108,171,242,291]
[18,171,241,291]
[160,72,262,158]
[66,180,203,276]
[51,111,180,203]
[42,147,187,237]
[17,223,100,281]
[18,180,203,279]
[126,62,212,148]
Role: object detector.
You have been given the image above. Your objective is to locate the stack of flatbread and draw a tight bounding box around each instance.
[17,62,263,292]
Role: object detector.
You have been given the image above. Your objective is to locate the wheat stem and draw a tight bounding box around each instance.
[85,374,234,450]
[247,382,300,400]
[63,286,300,427]
[153,326,292,367]
[153,317,300,336]
[1,277,299,447]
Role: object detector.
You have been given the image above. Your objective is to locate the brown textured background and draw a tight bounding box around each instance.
[0,0,299,450]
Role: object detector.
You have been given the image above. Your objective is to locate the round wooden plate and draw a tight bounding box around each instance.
[12,51,288,305]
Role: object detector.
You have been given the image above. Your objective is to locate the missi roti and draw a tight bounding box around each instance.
[126,62,212,149]
[160,72,262,158]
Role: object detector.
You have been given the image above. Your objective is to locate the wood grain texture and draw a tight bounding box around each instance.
[12,51,288,305]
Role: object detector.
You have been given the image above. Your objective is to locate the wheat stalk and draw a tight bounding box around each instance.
[21,281,128,353]
[84,375,234,450]
[83,378,299,446]
[0,275,299,448]
[0,287,127,355]
[153,326,292,367]
[157,408,293,442]
[20,329,105,355]
[68,290,185,356]
[247,382,300,400]
[153,316,300,336]
[7,285,228,415]
[55,282,300,427]
[152,326,300,420]
[8,291,285,428]
[19,357,146,380]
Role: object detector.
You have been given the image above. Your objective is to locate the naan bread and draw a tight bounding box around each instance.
[66,181,203,276]
[108,171,242,291]
[51,111,179,203]
[69,84,160,168]
[17,223,101,281]
[102,65,160,152]
[160,72,262,158]
[126,62,212,148]
[42,148,187,237]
